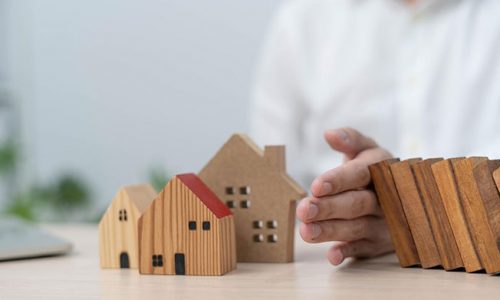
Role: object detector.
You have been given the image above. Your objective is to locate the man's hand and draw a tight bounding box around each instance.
[296,128,394,265]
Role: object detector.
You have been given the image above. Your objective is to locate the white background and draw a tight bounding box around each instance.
[2,0,283,212]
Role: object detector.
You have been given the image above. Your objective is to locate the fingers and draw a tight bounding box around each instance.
[299,216,386,244]
[324,128,378,160]
[296,190,381,223]
[327,238,394,266]
[311,159,371,197]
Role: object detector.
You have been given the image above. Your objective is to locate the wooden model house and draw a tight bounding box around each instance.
[138,173,236,276]
[199,134,306,263]
[99,184,157,269]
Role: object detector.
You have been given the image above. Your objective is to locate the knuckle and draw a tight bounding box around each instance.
[351,218,368,239]
[349,192,366,218]
[355,164,371,185]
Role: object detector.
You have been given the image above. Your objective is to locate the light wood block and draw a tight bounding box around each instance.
[432,158,482,272]
[412,158,463,270]
[138,174,236,276]
[494,167,500,196]
[99,184,157,269]
[199,134,306,263]
[391,159,441,268]
[369,159,420,267]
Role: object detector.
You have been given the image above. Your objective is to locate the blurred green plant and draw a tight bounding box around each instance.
[0,140,17,176]
[149,166,171,191]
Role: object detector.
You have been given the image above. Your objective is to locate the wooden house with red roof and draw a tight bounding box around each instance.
[99,184,157,269]
[138,173,236,276]
[199,134,306,263]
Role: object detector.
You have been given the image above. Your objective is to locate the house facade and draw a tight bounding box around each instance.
[199,134,306,263]
[138,173,236,276]
[99,184,157,269]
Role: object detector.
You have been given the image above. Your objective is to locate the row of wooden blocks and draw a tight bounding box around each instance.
[369,157,500,274]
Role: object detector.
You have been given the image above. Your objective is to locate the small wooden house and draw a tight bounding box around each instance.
[99,184,157,269]
[138,173,236,276]
[199,134,306,263]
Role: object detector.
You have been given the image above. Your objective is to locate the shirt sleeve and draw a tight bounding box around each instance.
[249,2,308,184]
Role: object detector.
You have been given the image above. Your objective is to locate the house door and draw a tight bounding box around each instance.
[174,253,185,275]
[120,252,130,269]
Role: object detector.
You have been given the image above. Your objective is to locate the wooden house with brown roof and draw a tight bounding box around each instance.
[138,173,236,276]
[199,134,306,263]
[99,184,157,269]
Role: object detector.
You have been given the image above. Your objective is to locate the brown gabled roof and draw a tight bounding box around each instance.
[122,184,157,214]
[177,173,232,219]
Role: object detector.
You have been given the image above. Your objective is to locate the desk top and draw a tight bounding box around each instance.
[0,224,498,300]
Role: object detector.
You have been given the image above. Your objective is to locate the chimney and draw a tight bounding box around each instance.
[264,145,286,172]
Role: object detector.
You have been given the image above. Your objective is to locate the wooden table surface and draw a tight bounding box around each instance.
[0,224,498,299]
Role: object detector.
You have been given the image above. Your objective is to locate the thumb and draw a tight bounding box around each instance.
[324,128,378,160]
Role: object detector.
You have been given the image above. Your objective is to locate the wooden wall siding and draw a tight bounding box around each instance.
[431,158,482,272]
[138,177,236,276]
[199,134,305,263]
[99,189,141,269]
[369,159,420,267]
[412,159,463,270]
[451,157,500,274]
[390,159,441,268]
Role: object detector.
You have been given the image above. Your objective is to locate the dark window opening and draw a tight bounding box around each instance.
[152,254,163,267]
[225,187,234,195]
[240,200,251,208]
[226,200,235,208]
[118,209,128,222]
[267,234,278,243]
[239,186,251,195]
[253,220,263,229]
[267,220,278,229]
[253,234,263,242]
[188,221,197,230]
[202,221,210,231]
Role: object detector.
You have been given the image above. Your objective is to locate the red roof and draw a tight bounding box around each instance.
[176,173,232,219]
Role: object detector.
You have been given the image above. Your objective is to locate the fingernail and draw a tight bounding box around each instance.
[339,129,349,142]
[320,182,332,196]
[311,224,322,239]
[308,203,319,219]
[330,249,344,265]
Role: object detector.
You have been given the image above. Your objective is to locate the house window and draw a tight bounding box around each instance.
[267,220,278,229]
[253,234,263,242]
[188,221,197,230]
[267,234,278,243]
[118,209,128,222]
[239,186,251,195]
[152,254,164,267]
[202,221,210,231]
[225,187,234,195]
[240,200,251,208]
[253,220,263,229]
[226,200,235,208]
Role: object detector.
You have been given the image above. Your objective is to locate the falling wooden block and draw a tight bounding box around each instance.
[138,173,236,276]
[494,168,500,194]
[99,184,157,269]
[369,159,420,267]
[199,134,306,263]
[432,158,482,272]
[390,159,441,268]
[412,158,463,270]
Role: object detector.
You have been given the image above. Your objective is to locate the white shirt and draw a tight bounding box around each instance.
[250,0,500,187]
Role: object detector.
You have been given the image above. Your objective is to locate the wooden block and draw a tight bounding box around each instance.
[99,184,157,269]
[369,159,420,267]
[390,159,441,268]
[199,134,306,263]
[432,158,482,272]
[412,158,463,270]
[138,173,236,276]
[494,168,500,194]
[471,160,500,273]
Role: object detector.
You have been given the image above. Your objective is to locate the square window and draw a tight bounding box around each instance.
[239,186,251,195]
[240,200,251,209]
[188,221,197,230]
[225,187,234,195]
[267,234,278,243]
[152,255,158,267]
[253,220,263,229]
[267,220,278,229]
[157,255,164,267]
[253,234,263,242]
[202,221,210,231]
[226,200,235,208]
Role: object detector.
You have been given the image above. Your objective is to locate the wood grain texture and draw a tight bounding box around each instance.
[369,159,420,267]
[412,159,463,270]
[138,175,236,276]
[99,184,157,269]
[199,134,306,263]
[431,158,482,272]
[494,168,500,193]
[391,159,441,268]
